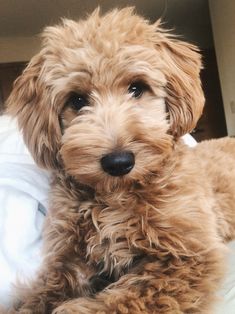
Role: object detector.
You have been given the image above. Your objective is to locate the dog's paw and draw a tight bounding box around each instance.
[52,306,74,314]
[1,309,31,314]
[3,303,46,314]
[52,298,107,314]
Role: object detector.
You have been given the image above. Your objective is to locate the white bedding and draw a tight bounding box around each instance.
[216,240,235,313]
[0,115,49,307]
[0,115,234,312]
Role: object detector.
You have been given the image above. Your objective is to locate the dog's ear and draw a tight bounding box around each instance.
[156,30,205,137]
[6,53,61,169]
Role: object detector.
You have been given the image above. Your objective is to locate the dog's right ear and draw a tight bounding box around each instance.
[6,53,61,170]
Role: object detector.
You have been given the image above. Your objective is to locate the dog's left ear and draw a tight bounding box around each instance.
[156,30,205,137]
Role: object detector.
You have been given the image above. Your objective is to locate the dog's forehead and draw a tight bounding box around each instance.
[42,15,166,90]
[45,44,165,94]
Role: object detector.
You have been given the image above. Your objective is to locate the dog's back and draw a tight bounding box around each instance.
[194,137,235,240]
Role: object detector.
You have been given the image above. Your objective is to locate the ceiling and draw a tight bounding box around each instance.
[0,0,214,48]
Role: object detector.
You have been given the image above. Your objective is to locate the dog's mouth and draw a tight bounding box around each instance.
[100,151,135,177]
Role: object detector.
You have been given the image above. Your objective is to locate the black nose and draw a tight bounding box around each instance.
[101,151,135,176]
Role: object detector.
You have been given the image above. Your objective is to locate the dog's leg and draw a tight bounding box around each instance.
[4,257,94,314]
[52,246,225,314]
[4,208,97,314]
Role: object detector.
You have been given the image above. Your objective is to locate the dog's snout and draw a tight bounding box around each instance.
[101,151,135,176]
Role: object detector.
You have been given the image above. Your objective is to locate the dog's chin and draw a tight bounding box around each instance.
[93,174,136,194]
[63,167,137,194]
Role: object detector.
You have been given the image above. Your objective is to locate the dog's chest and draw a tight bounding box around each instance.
[79,200,144,275]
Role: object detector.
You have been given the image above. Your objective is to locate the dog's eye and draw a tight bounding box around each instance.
[128,81,148,98]
[66,93,89,111]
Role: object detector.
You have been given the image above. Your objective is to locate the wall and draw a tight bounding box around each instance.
[209,0,235,136]
[0,36,40,63]
[0,62,26,111]
[193,49,227,142]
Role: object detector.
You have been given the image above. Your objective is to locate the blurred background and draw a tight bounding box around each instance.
[0,0,234,142]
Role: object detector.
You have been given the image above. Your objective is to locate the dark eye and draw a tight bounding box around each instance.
[66,93,89,111]
[128,81,148,98]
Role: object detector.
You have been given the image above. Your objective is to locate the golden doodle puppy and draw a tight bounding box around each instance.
[4,7,235,314]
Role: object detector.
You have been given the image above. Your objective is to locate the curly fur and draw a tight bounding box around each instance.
[3,7,235,314]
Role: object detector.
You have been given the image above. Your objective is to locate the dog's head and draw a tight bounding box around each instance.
[7,8,204,191]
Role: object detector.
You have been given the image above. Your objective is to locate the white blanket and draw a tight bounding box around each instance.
[0,115,234,312]
[0,115,49,307]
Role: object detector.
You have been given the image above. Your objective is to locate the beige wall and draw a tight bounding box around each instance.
[209,0,235,136]
[0,36,40,63]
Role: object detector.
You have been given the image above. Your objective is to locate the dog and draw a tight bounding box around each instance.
[3,7,235,314]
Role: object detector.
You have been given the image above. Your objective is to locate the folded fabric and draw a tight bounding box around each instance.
[0,115,50,307]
